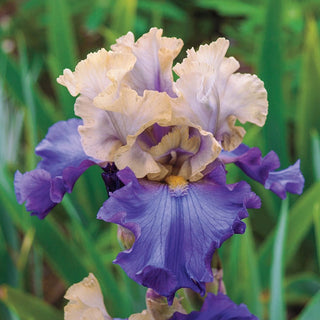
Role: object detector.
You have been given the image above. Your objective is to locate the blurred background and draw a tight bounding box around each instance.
[0,0,320,319]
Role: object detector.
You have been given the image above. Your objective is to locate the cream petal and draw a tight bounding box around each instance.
[216,73,268,150]
[146,294,186,320]
[174,74,218,131]
[174,38,237,78]
[171,98,222,180]
[148,126,201,161]
[188,128,221,181]
[75,95,123,162]
[90,88,173,167]
[81,309,106,320]
[128,290,185,320]
[173,39,239,133]
[57,49,136,99]
[115,140,162,179]
[129,310,153,320]
[173,38,267,151]
[94,88,172,138]
[64,273,111,320]
[112,28,183,96]
[65,302,105,320]
[112,31,135,52]
[57,69,78,96]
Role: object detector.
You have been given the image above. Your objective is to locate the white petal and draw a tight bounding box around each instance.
[173,38,267,151]
[75,88,173,167]
[129,310,152,320]
[174,38,237,78]
[75,95,123,162]
[146,295,186,320]
[216,73,268,150]
[188,128,221,181]
[57,49,136,99]
[115,140,162,179]
[112,28,183,96]
[64,273,111,320]
[82,309,106,320]
[79,84,176,166]
[173,38,239,133]
[94,88,172,138]
[65,301,105,320]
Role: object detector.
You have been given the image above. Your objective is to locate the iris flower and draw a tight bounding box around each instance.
[14,28,304,301]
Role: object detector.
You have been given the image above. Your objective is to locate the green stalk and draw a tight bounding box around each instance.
[269,198,289,320]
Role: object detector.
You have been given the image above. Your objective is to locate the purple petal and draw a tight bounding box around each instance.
[14,119,96,219]
[170,293,258,320]
[265,160,304,199]
[14,169,59,219]
[98,166,260,301]
[220,144,304,199]
[35,118,96,190]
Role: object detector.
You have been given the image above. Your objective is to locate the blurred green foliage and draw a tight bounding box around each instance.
[0,0,320,319]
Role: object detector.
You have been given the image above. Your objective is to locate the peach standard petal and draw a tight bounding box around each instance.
[112,27,183,96]
[173,38,268,151]
[57,49,136,99]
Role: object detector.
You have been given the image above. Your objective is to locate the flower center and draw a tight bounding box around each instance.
[165,175,188,197]
[137,125,201,181]
[165,175,188,189]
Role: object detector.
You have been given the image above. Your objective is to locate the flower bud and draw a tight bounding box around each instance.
[117,225,135,250]
[146,288,186,320]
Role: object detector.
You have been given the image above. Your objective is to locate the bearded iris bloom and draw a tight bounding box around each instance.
[14,28,304,301]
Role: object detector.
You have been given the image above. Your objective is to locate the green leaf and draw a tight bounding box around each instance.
[86,1,113,31]
[61,196,132,317]
[285,186,320,266]
[296,17,320,185]
[224,221,263,318]
[285,273,320,305]
[0,49,58,132]
[313,202,320,271]
[297,290,320,320]
[18,37,38,169]
[0,285,62,320]
[1,165,133,317]
[0,170,87,284]
[259,183,320,287]
[110,0,137,39]
[138,0,187,22]
[17,228,35,271]
[259,0,288,166]
[46,0,78,119]
[311,131,320,182]
[269,198,288,320]
[0,208,19,288]
[0,85,24,166]
[196,0,259,17]
[46,0,77,70]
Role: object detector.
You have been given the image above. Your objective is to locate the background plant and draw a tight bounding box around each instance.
[0,0,319,319]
